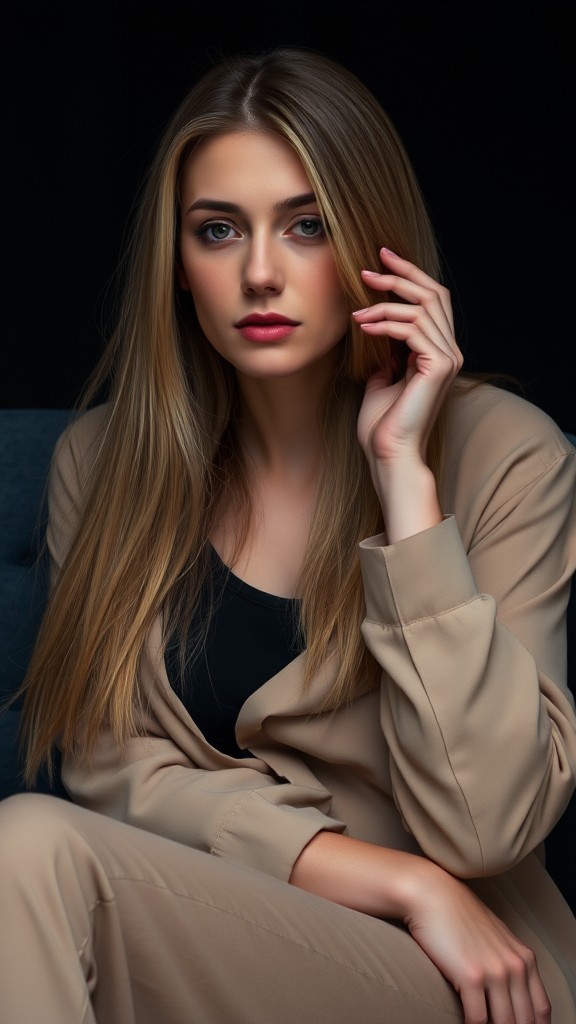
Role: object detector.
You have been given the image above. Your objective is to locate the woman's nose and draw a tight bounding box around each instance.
[241,237,284,295]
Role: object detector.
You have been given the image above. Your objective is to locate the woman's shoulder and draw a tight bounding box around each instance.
[50,403,112,488]
[442,379,575,505]
[446,379,574,464]
[55,403,111,455]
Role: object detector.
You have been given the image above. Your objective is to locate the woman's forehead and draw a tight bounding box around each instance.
[181,131,314,207]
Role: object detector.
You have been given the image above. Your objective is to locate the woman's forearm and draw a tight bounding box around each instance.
[372,459,443,543]
[289,829,552,1022]
[289,830,432,920]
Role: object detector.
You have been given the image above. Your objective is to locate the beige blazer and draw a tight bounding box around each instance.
[48,382,576,955]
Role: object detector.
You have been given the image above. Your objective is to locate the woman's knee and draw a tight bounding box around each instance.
[0,793,84,875]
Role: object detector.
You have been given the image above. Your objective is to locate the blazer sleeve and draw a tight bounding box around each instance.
[359,421,576,878]
[47,410,345,883]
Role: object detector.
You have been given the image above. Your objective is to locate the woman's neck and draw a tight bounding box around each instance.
[211,364,336,596]
[235,365,331,481]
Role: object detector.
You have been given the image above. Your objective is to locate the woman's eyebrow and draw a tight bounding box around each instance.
[185,192,318,216]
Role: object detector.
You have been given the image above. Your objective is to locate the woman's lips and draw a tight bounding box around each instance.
[234,314,299,343]
[236,323,298,342]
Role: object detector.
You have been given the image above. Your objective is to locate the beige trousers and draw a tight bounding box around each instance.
[0,792,574,1024]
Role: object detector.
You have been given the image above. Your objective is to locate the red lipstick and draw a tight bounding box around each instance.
[234,312,300,343]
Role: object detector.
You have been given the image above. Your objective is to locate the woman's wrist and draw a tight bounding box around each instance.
[392,853,455,926]
[372,460,442,543]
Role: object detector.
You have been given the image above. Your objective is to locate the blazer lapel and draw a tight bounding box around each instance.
[236,647,339,749]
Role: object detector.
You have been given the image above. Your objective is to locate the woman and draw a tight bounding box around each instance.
[1,46,575,1023]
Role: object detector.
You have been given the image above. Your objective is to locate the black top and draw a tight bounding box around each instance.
[164,547,303,757]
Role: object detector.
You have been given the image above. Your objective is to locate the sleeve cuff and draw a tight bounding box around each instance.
[359,515,479,625]
[212,791,346,882]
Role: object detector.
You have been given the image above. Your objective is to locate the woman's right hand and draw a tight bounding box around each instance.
[403,861,551,1024]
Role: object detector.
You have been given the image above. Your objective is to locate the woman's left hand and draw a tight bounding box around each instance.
[354,247,463,468]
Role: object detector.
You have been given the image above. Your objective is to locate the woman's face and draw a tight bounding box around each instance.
[178,130,349,382]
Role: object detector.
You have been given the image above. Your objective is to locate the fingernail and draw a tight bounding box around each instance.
[352,307,370,316]
[361,269,380,277]
[381,247,399,257]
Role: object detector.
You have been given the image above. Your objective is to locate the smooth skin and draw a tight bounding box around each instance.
[177,129,551,1024]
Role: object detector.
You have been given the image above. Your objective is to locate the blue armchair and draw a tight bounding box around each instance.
[1,408,575,913]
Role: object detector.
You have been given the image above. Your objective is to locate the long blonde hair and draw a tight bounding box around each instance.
[21,46,449,784]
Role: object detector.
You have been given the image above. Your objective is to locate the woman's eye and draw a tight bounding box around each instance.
[196,221,238,244]
[291,217,325,239]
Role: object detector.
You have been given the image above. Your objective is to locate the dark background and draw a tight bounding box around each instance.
[3,2,574,431]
